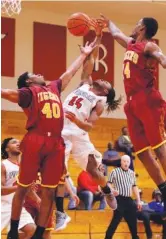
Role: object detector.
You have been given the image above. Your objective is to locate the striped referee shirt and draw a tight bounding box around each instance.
[109,167,136,197]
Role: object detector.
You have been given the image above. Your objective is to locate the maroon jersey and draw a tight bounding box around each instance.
[18,79,63,137]
[123,41,158,97]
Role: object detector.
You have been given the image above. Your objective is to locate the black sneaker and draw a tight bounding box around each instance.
[7,232,18,239]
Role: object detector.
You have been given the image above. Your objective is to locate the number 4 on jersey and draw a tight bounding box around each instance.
[68,96,83,109]
[124,62,130,79]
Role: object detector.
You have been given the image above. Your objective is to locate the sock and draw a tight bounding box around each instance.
[158,181,166,211]
[31,225,45,239]
[101,184,111,194]
[8,219,19,236]
[56,197,64,213]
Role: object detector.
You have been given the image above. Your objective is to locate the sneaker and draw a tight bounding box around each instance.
[7,231,18,239]
[104,192,117,210]
[7,232,19,239]
[55,211,71,231]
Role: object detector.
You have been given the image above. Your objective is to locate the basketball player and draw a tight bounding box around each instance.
[55,23,121,229]
[99,15,166,214]
[1,138,35,238]
[1,42,96,239]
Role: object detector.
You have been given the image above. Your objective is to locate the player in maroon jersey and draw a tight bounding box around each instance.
[1,41,96,239]
[98,16,166,217]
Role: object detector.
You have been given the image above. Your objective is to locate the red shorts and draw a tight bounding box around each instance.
[124,89,166,154]
[17,131,65,187]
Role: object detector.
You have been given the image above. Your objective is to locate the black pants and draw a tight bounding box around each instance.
[105,196,139,239]
[137,211,152,239]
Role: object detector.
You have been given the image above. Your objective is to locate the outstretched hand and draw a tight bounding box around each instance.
[79,41,97,56]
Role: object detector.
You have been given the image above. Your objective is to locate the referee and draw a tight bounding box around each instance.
[105,155,142,239]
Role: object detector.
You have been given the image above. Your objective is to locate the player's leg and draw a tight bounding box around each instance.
[139,103,166,211]
[72,134,117,210]
[35,138,65,237]
[55,134,72,231]
[7,133,42,239]
[125,102,166,211]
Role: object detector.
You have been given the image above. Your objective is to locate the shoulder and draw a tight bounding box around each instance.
[1,161,6,172]
[144,41,159,54]
[94,101,105,115]
[48,79,62,94]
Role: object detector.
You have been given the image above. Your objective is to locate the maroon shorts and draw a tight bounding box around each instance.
[124,89,166,154]
[17,131,65,187]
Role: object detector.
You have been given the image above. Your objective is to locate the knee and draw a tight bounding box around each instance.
[87,155,98,175]
[155,146,166,159]
[41,188,55,201]
[16,185,28,199]
[22,223,36,237]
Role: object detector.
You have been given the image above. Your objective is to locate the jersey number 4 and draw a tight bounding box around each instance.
[42,102,60,118]
[68,96,83,109]
[124,62,130,79]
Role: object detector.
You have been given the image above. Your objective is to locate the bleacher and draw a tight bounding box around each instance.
[1,110,163,238]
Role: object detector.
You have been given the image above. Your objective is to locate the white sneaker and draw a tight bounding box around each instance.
[55,211,71,231]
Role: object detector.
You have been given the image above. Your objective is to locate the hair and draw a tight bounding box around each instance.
[142,17,158,39]
[106,88,122,113]
[121,126,127,132]
[1,137,13,159]
[17,72,29,89]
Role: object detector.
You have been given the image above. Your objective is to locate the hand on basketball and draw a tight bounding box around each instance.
[65,111,77,123]
[79,41,97,56]
[97,14,109,28]
[89,18,105,36]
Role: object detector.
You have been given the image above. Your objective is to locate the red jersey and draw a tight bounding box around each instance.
[123,41,158,97]
[18,79,63,137]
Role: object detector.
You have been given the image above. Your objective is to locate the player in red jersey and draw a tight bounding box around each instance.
[98,15,166,215]
[1,42,96,239]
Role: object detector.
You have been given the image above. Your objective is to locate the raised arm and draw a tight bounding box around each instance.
[65,101,104,132]
[1,163,17,195]
[59,42,97,92]
[145,42,166,68]
[80,33,102,86]
[99,14,132,48]
[1,89,19,103]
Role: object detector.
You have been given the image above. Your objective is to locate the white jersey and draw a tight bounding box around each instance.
[63,84,106,133]
[1,159,19,205]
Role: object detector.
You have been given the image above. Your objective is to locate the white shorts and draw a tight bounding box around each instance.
[1,203,34,232]
[62,128,102,170]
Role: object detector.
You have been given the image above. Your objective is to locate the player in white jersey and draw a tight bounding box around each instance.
[55,23,122,230]
[1,138,35,238]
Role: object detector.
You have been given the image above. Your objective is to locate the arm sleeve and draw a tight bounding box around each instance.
[18,88,32,108]
[50,79,62,94]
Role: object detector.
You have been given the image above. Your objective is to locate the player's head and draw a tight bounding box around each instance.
[122,126,128,135]
[131,17,158,40]
[107,142,113,150]
[121,155,131,170]
[1,138,20,159]
[17,72,45,89]
[93,79,122,113]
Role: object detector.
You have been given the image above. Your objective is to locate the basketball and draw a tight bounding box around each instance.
[67,12,90,36]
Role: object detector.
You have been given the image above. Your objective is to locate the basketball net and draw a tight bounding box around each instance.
[1,0,21,16]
